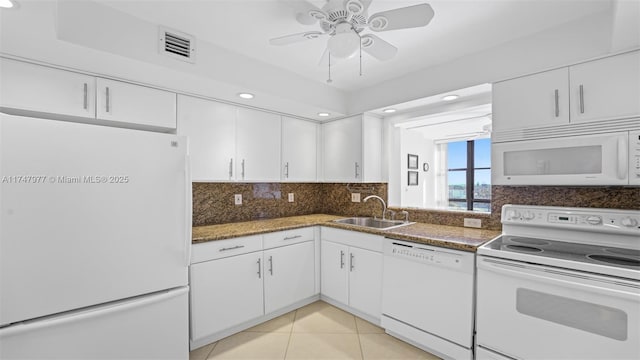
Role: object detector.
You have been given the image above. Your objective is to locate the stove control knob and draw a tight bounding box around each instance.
[621,217,638,227]
[586,216,602,225]
[507,210,520,220]
[523,211,535,220]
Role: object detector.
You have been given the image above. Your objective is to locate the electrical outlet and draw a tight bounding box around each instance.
[351,193,361,202]
[288,193,294,202]
[464,218,482,228]
[234,194,242,205]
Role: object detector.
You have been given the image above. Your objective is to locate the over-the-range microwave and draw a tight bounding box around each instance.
[493,129,640,186]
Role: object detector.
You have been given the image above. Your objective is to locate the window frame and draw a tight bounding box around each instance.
[447,139,491,211]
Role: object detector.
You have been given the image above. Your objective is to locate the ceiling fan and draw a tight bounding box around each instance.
[270,0,435,66]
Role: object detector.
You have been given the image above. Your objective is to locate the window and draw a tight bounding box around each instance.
[446,138,491,212]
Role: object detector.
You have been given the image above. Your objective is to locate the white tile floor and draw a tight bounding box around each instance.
[190,301,441,360]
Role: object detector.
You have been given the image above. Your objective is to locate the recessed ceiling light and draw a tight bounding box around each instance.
[442,94,459,101]
[0,0,16,8]
[382,108,397,113]
[237,92,254,99]
[317,112,330,117]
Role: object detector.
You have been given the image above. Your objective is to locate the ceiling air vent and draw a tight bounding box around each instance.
[158,26,196,63]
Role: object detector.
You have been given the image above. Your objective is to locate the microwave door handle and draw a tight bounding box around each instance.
[617,137,628,180]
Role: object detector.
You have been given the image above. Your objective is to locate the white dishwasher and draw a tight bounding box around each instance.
[381,238,476,360]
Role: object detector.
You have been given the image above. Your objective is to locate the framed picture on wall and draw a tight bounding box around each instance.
[408,154,419,169]
[408,171,419,186]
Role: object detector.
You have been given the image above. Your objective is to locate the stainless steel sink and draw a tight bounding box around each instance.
[333,217,412,230]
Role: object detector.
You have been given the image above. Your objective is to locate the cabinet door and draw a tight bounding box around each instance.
[320,240,349,304]
[0,58,95,118]
[96,78,176,130]
[493,68,569,132]
[348,247,383,319]
[322,115,362,182]
[189,252,264,342]
[177,95,236,181]
[264,241,315,314]
[282,116,318,182]
[570,51,640,123]
[236,108,281,181]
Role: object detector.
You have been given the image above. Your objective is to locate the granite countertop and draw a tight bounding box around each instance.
[192,214,501,252]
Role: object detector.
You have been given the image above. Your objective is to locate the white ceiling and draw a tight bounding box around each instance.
[99,0,614,92]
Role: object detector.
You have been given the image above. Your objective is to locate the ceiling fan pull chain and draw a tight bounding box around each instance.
[359,34,363,76]
[327,51,333,83]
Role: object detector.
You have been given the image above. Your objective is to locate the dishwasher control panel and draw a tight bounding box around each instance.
[387,241,462,269]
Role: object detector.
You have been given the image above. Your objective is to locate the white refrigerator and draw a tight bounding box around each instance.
[0,113,191,359]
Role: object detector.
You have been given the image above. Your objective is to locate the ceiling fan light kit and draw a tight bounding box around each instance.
[273,0,434,82]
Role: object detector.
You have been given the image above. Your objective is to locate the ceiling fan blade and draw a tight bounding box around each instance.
[279,0,328,25]
[361,34,397,61]
[368,4,435,32]
[269,31,326,46]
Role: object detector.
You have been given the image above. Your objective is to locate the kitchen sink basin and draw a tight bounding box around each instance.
[333,217,412,230]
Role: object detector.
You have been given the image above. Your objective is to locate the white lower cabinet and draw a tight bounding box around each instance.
[189,229,317,348]
[264,241,315,314]
[320,227,383,320]
[190,251,264,342]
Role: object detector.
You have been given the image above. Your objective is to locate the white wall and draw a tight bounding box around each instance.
[391,128,436,209]
[0,1,347,120]
[348,10,618,114]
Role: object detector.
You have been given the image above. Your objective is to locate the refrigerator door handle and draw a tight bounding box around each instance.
[0,287,189,337]
[185,154,192,267]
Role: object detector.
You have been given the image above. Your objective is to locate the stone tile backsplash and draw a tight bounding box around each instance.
[193,182,639,230]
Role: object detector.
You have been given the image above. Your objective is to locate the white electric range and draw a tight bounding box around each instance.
[476,204,640,360]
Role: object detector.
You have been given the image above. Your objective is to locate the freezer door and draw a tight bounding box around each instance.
[0,114,190,325]
[0,287,189,359]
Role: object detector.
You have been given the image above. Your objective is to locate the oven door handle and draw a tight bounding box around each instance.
[478,258,640,300]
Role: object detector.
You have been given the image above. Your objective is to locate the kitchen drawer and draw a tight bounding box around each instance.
[263,227,315,249]
[320,227,383,252]
[191,235,262,264]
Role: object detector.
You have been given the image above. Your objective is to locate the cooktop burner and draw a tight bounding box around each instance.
[587,254,640,268]
[485,235,640,272]
[505,244,543,253]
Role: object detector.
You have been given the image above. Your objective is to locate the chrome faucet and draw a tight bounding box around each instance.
[363,195,387,220]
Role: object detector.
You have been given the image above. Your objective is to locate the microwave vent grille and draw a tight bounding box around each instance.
[493,117,640,143]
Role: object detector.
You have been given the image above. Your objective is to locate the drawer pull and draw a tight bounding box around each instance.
[219,245,245,252]
[283,235,302,241]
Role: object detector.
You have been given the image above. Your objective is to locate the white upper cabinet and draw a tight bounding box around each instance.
[322,114,382,182]
[569,50,640,123]
[282,117,318,182]
[95,78,176,131]
[493,50,640,135]
[236,108,282,182]
[493,68,570,131]
[0,58,177,132]
[0,58,96,118]
[177,95,236,181]
[178,96,282,182]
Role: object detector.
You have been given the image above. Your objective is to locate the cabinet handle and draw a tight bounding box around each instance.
[219,245,244,252]
[257,258,262,279]
[105,86,111,113]
[241,159,245,180]
[284,162,289,179]
[579,85,585,114]
[340,250,345,269]
[554,89,559,117]
[83,83,88,110]
[229,158,233,179]
[268,255,273,276]
[355,162,360,179]
[283,235,302,241]
[350,253,355,272]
